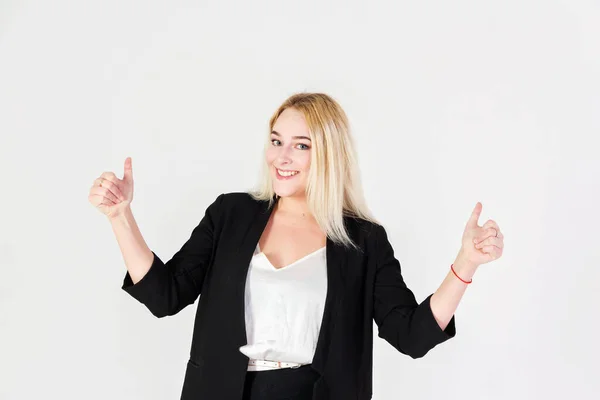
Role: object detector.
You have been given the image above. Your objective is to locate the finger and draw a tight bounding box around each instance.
[123,157,133,182]
[99,197,117,206]
[91,186,121,204]
[89,193,117,207]
[467,202,482,228]
[96,177,125,201]
[475,237,503,249]
[474,227,499,244]
[477,245,501,259]
[483,220,504,239]
[92,182,120,202]
[100,171,118,180]
[98,172,121,190]
[482,220,500,236]
[475,237,501,248]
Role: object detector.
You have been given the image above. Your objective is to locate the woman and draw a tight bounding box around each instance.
[88,92,504,400]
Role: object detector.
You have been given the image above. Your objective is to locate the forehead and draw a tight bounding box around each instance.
[272,108,309,138]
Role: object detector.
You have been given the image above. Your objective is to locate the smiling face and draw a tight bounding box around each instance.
[266,107,312,199]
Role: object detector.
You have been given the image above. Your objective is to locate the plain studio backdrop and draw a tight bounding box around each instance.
[1,0,599,399]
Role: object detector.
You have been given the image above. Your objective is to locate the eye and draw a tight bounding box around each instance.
[271,139,281,146]
[297,143,310,150]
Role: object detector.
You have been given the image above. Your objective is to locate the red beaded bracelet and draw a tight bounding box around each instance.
[451,264,472,284]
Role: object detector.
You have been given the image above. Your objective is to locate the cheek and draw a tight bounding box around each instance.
[265,148,276,164]
[299,152,311,171]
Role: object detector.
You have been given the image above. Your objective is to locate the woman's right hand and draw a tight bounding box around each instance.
[88,157,134,219]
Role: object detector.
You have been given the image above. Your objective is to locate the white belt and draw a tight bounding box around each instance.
[248,359,303,370]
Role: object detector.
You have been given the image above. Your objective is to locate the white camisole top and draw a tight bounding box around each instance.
[238,243,328,371]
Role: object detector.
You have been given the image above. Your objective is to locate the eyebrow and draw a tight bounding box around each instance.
[271,130,311,141]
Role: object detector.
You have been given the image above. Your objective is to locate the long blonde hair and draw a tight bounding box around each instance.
[249,92,379,249]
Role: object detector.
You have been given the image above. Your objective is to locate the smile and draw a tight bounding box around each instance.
[276,169,299,178]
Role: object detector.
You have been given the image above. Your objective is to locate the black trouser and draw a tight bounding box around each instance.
[242,364,320,400]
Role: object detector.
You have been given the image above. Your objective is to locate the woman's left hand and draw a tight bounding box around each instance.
[458,202,504,268]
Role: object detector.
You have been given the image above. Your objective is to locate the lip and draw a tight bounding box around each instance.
[275,168,299,180]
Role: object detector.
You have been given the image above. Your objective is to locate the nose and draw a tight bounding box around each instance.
[276,145,293,165]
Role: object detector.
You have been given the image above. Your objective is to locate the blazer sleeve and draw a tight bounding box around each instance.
[121,193,225,318]
[373,224,456,358]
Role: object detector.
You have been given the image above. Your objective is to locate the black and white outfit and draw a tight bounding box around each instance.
[121,192,456,399]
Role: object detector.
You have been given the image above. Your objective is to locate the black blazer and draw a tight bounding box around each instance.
[121,192,456,400]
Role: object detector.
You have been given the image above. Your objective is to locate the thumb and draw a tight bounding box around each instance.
[123,157,133,181]
[467,202,482,228]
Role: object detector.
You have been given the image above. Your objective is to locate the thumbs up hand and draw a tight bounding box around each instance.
[88,157,135,219]
[457,202,504,269]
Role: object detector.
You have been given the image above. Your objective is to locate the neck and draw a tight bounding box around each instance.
[276,195,312,218]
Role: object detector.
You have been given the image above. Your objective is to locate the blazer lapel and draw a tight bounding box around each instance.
[311,235,345,374]
[231,194,345,376]
[230,195,277,354]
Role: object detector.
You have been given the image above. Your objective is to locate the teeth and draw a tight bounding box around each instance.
[277,169,299,177]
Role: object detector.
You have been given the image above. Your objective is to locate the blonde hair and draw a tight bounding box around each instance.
[249,92,379,249]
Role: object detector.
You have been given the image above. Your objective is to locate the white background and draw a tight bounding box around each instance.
[1,0,598,399]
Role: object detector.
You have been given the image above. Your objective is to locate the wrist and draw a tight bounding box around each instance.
[453,252,479,281]
[108,206,133,224]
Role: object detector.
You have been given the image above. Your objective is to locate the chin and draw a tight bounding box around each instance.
[273,182,306,199]
[273,187,300,198]
[271,172,305,197]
